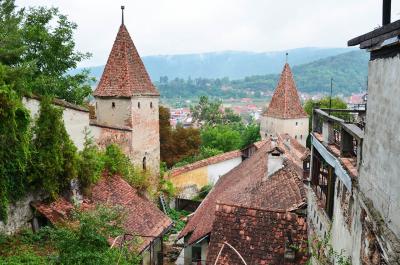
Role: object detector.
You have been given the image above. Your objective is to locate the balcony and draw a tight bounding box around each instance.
[312,108,365,179]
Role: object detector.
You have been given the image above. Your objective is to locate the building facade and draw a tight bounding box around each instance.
[93,21,160,180]
[260,63,309,146]
[307,4,400,263]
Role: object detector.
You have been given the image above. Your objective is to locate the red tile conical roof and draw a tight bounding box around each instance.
[93,25,159,97]
[264,63,307,119]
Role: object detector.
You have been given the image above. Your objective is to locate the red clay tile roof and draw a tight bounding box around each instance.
[33,176,171,252]
[179,140,306,245]
[89,175,172,251]
[93,24,159,97]
[206,203,308,265]
[169,150,242,177]
[264,63,307,119]
[32,197,75,224]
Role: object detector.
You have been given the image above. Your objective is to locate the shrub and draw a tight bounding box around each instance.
[77,128,104,191]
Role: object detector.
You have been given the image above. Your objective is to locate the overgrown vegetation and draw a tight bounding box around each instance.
[0,206,141,265]
[192,184,213,201]
[0,88,31,221]
[29,97,79,199]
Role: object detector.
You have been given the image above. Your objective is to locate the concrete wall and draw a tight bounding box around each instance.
[260,115,308,146]
[23,97,90,150]
[207,157,242,184]
[359,55,400,238]
[95,98,132,128]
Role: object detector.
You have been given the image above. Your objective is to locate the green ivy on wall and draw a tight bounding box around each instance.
[0,88,31,221]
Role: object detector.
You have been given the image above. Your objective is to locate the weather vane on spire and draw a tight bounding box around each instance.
[121,6,125,25]
[286,52,289,63]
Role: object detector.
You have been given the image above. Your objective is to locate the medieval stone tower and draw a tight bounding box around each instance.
[93,10,160,179]
[260,63,308,146]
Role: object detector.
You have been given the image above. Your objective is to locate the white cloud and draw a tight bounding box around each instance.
[15,0,400,67]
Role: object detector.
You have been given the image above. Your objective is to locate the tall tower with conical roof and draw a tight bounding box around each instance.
[260,63,308,146]
[93,7,160,179]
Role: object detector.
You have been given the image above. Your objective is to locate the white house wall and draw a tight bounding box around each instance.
[207,157,242,184]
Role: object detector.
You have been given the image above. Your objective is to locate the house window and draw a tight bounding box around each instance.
[138,102,141,109]
[142,157,146,171]
[112,102,115,108]
[150,102,153,108]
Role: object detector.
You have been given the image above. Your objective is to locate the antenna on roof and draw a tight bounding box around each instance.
[121,6,125,25]
[285,52,289,63]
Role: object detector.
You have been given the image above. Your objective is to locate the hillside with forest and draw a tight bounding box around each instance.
[74,47,352,81]
[156,50,369,101]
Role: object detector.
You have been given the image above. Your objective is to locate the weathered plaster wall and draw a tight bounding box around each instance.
[23,97,89,150]
[170,167,208,191]
[90,125,132,156]
[95,98,132,128]
[359,55,400,238]
[131,96,160,183]
[0,192,46,235]
[207,157,242,184]
[260,115,309,146]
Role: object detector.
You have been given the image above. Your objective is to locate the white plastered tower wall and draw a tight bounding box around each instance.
[261,115,309,146]
[130,96,160,180]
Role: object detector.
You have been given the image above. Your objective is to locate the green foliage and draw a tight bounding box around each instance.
[77,128,104,192]
[166,208,189,235]
[159,178,176,198]
[159,105,202,167]
[201,124,242,152]
[0,206,141,265]
[240,123,261,148]
[173,146,223,168]
[193,184,213,201]
[191,96,241,125]
[0,0,92,104]
[0,88,31,221]
[29,97,79,199]
[103,144,149,191]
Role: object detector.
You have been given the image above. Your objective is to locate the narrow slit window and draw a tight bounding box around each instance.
[138,102,141,109]
[142,157,146,171]
[150,102,153,108]
[112,102,115,108]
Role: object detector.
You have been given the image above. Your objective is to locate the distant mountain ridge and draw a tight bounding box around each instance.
[73,47,355,81]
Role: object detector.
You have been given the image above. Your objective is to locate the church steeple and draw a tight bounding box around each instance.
[93,9,159,98]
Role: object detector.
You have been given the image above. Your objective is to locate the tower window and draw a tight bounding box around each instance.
[296,122,298,126]
[150,102,153,108]
[300,135,303,140]
[142,157,146,171]
[112,102,115,108]
[138,102,141,109]
[295,135,297,139]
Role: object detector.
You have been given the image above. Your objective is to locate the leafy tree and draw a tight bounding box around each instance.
[0,87,31,221]
[240,123,261,148]
[201,125,242,152]
[303,96,347,117]
[159,106,201,167]
[191,96,224,125]
[0,0,92,104]
[29,97,79,199]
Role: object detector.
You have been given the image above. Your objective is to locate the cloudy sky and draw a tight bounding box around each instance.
[15,0,400,67]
